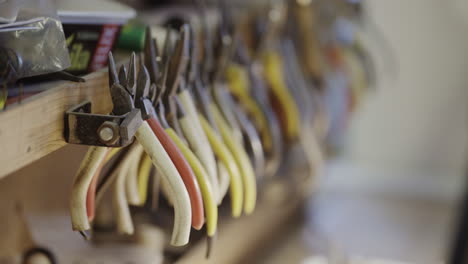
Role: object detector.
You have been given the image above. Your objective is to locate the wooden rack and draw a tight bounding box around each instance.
[0,71,113,178]
[0,70,308,264]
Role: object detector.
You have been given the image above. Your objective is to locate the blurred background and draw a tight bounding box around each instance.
[292,0,468,262]
[1,0,468,263]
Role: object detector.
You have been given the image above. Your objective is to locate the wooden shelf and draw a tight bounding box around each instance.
[0,71,113,179]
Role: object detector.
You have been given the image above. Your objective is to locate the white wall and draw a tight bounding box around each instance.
[327,0,468,201]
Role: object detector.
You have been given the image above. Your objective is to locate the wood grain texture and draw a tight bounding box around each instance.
[0,71,113,179]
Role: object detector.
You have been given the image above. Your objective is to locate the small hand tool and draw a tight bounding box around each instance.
[144,26,219,253]
[187,11,245,216]
[142,27,207,231]
[116,53,196,245]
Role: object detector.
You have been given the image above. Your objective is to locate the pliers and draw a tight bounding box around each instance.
[70,55,137,234]
[159,25,222,206]
[185,24,231,205]
[143,26,218,238]
[76,56,139,227]
[205,7,258,214]
[187,13,245,217]
[120,53,203,245]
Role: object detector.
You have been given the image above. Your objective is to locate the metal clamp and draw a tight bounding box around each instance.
[64,101,142,147]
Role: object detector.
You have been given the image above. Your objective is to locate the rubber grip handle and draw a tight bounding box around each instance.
[70,146,108,231]
[166,128,218,237]
[136,121,192,246]
[147,117,204,230]
[199,114,244,217]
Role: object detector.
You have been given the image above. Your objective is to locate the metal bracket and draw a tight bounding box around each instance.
[64,101,142,147]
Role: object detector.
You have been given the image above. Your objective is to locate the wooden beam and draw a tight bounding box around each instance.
[0,71,113,179]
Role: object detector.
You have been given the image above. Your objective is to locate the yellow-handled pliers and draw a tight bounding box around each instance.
[207,12,258,214]
[187,19,246,216]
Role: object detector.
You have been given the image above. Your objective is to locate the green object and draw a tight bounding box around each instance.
[0,88,7,110]
[116,21,146,52]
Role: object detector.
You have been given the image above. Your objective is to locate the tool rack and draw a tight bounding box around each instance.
[0,68,307,263]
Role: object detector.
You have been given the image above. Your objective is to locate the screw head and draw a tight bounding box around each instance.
[99,127,114,142]
[97,121,120,145]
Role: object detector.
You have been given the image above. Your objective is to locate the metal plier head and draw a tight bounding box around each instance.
[108,51,156,120]
[144,25,190,106]
[144,27,167,107]
[164,24,190,99]
[108,52,135,116]
[64,53,143,147]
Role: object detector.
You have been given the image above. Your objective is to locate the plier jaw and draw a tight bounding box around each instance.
[133,64,157,120]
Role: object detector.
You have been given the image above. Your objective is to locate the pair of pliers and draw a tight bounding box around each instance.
[97,53,204,239]
[66,56,142,236]
[212,4,261,213]
[194,3,258,215]
[121,52,205,245]
[184,25,230,205]
[213,4,267,178]
[187,8,244,217]
[144,26,218,239]
[74,55,138,229]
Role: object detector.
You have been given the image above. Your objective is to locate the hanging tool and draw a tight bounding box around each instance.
[212,51,266,183]
[118,53,195,245]
[152,89,218,243]
[184,24,231,204]
[142,26,209,232]
[190,5,249,216]
[207,3,258,214]
[145,23,218,232]
[69,53,193,246]
[68,51,140,236]
[144,26,218,256]
[213,4,267,178]
[199,114,243,217]
[83,60,139,222]
[160,25,222,206]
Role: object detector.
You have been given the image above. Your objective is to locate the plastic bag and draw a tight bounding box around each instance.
[0,0,70,81]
